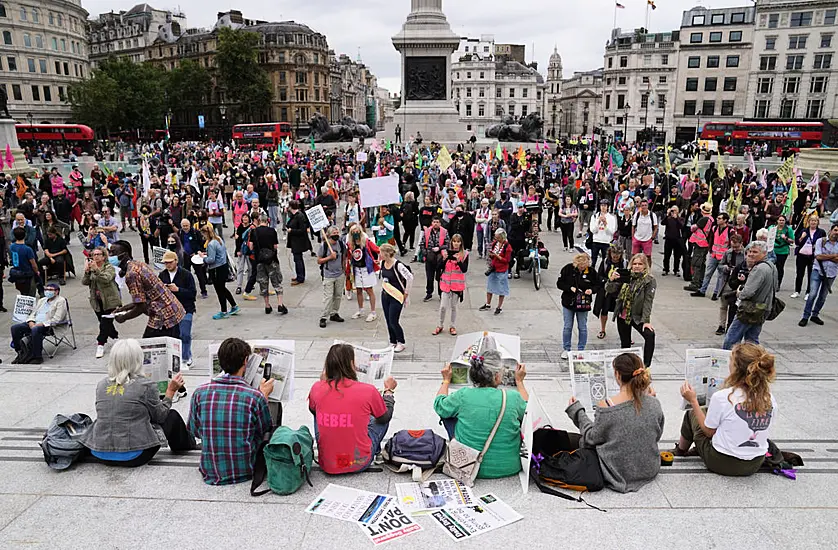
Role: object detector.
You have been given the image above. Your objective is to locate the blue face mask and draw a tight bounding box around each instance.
[108,256,121,267]
[44,290,56,299]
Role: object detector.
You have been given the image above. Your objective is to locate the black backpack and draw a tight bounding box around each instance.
[530,427,605,511]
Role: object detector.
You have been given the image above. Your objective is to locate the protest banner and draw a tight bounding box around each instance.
[766,225,777,253]
[681,349,731,409]
[138,337,182,394]
[358,174,399,208]
[333,340,393,390]
[519,389,552,493]
[306,484,395,525]
[395,480,476,514]
[305,205,330,233]
[356,152,368,162]
[569,347,642,411]
[358,503,422,546]
[151,246,167,269]
[436,145,454,172]
[430,494,523,541]
[12,294,36,324]
[208,340,295,402]
[449,332,520,386]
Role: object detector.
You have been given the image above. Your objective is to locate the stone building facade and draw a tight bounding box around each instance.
[88,3,185,67]
[558,69,604,139]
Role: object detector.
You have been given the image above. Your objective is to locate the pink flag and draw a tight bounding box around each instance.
[593,154,601,174]
[608,153,614,175]
[4,144,12,169]
[809,170,820,190]
[536,141,542,153]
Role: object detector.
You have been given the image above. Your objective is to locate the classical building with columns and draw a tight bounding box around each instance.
[558,69,604,139]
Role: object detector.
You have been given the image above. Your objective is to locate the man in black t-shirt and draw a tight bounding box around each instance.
[251,215,287,315]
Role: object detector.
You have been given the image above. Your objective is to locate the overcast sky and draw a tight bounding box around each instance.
[85,0,708,92]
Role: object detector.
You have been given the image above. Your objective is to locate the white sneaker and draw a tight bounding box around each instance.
[790,292,799,299]
[186,358,193,367]
[351,310,364,319]
[366,312,378,322]
[181,360,191,372]
[96,345,105,359]
[394,343,406,353]
[561,350,569,360]
[805,293,810,301]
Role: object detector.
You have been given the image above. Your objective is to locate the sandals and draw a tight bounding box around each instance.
[432,326,443,336]
[597,331,606,339]
[449,327,457,336]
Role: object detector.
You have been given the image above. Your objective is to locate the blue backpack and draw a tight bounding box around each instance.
[240,227,252,257]
[382,429,446,481]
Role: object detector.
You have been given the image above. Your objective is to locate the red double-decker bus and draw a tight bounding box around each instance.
[231,122,293,149]
[16,123,96,153]
[701,121,823,154]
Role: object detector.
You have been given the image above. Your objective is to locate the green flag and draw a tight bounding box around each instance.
[310,134,316,151]
[495,142,503,160]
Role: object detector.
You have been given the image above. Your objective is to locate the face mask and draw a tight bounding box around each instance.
[168,244,177,250]
[329,235,339,242]
[352,233,361,241]
[108,256,121,267]
[44,290,56,299]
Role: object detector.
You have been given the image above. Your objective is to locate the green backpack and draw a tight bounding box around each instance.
[251,426,314,496]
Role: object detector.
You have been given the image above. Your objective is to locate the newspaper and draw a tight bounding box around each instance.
[569,347,642,411]
[139,337,182,394]
[682,348,731,409]
[395,480,476,514]
[333,340,393,390]
[430,494,523,542]
[306,484,395,525]
[358,503,422,546]
[208,340,295,402]
[449,332,520,387]
[151,246,167,270]
[12,294,36,324]
[519,389,552,494]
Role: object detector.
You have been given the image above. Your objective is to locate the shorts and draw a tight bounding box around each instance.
[632,237,653,256]
[256,261,283,296]
[353,267,377,289]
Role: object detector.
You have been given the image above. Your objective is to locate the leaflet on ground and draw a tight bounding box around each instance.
[208,340,295,402]
[138,337,182,394]
[333,340,393,390]
[448,331,520,386]
[681,348,730,409]
[395,479,476,514]
[568,347,642,411]
[430,493,523,541]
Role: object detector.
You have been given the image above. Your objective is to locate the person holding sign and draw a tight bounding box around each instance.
[346,223,379,322]
[10,282,67,364]
[606,253,657,368]
[374,204,396,246]
[317,226,346,328]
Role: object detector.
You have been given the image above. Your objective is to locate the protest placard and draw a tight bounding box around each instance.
[334,340,393,390]
[436,145,454,172]
[305,205,330,232]
[152,246,167,269]
[430,494,523,541]
[766,226,777,253]
[356,152,368,162]
[395,479,476,514]
[681,349,731,409]
[449,332,520,386]
[138,337,182,394]
[208,340,295,402]
[358,503,422,546]
[569,347,642,411]
[306,484,395,525]
[359,174,399,208]
[12,294,36,324]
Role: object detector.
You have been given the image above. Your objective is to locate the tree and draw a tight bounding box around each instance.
[67,73,119,136]
[166,59,212,112]
[215,27,273,123]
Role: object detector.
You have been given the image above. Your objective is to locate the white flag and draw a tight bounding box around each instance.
[142,159,152,196]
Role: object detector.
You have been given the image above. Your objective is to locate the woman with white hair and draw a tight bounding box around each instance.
[80,339,196,467]
[435,350,528,479]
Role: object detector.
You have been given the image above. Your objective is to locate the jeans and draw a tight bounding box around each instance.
[292,251,306,283]
[179,313,193,361]
[268,205,279,229]
[723,319,763,350]
[476,226,486,256]
[441,417,458,439]
[91,409,196,467]
[11,322,50,359]
[212,222,224,240]
[616,317,655,367]
[802,270,834,320]
[381,292,405,345]
[562,307,588,352]
[699,256,724,295]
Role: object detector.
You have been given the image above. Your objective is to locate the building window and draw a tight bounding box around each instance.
[765,37,776,50]
[790,12,813,27]
[465,87,472,98]
[11,83,21,100]
[23,33,30,48]
[723,77,737,91]
[508,105,515,116]
[759,56,777,70]
[605,95,611,109]
[657,94,666,108]
[731,12,745,23]
[642,76,649,84]
[31,9,37,22]
[768,14,779,28]
[478,104,485,117]
[38,59,45,73]
[683,100,696,116]
[27,58,34,72]
[810,76,828,94]
[826,9,837,25]
[6,56,14,71]
[704,77,717,92]
[721,100,735,116]
[709,32,722,43]
[807,99,825,118]
[780,98,797,118]
[479,71,484,79]
[48,12,53,25]
[465,104,472,117]
[711,13,724,25]
[784,76,800,94]
[35,35,42,48]
[522,88,528,98]
[690,32,703,44]
[495,88,501,98]
[279,88,287,101]
[729,31,742,42]
[661,54,668,65]
[619,56,627,67]
[1,31,9,45]
[686,78,699,91]
[643,53,652,66]
[785,55,804,70]
[814,53,832,69]
[789,35,808,49]
[51,37,57,49]
[509,88,515,97]
[466,72,471,79]
[60,39,65,51]
[478,87,485,98]
[659,76,667,84]
[295,89,308,101]
[617,93,625,109]
[687,56,700,68]
[692,14,705,25]
[43,86,50,101]
[31,85,39,101]
[618,76,626,85]
[701,100,715,116]
[522,105,528,117]
[63,62,68,75]
[295,71,307,85]
[537,90,542,100]
[495,105,503,117]
[616,116,623,125]
[822,34,833,48]
[641,94,649,108]
[707,56,720,68]
[0,4,5,17]
[19,7,25,20]
[608,57,613,68]
[726,55,740,67]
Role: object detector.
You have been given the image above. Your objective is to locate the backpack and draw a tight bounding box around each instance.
[529,428,605,511]
[240,227,252,257]
[40,413,93,470]
[252,426,314,496]
[382,430,446,481]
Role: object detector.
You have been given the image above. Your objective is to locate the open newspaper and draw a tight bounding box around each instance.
[569,347,642,411]
[208,340,295,402]
[139,337,182,394]
[681,348,731,409]
[448,332,520,386]
[430,493,523,541]
[395,479,476,514]
[333,340,394,390]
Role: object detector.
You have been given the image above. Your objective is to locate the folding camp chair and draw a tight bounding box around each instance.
[44,298,77,359]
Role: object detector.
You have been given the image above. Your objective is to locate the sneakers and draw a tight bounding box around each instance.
[683,285,697,291]
[805,293,810,301]
[661,271,669,277]
[329,314,345,322]
[423,294,433,302]
[235,287,242,295]
[186,358,193,368]
[798,318,809,327]
[811,316,825,326]
[394,343,406,353]
[291,280,302,286]
[173,388,187,404]
[715,325,726,335]
[494,307,502,315]
[478,304,491,311]
[366,312,377,322]
[319,318,327,328]
[229,305,240,316]
[96,345,105,359]
[351,310,364,319]
[561,350,569,360]
[790,292,800,299]
[277,304,289,315]
[212,311,227,320]
[265,306,273,315]
[710,293,718,301]
[690,291,705,298]
[243,294,257,301]
[674,271,680,277]
[201,291,208,299]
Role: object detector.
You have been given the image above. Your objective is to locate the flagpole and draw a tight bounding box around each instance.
[614,2,617,30]
[645,2,650,31]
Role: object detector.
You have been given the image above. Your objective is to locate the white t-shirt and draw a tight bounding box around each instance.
[705,388,776,460]
[632,211,657,242]
[206,198,224,224]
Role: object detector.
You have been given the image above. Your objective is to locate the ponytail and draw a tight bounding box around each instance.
[612,353,650,413]
[725,343,775,414]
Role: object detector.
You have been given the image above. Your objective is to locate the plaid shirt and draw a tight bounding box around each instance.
[125,261,185,330]
[187,374,272,485]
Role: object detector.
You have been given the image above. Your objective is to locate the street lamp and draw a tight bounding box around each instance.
[623,104,630,143]
[219,104,227,141]
[694,109,703,143]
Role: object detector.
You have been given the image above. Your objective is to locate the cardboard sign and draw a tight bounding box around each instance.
[356,152,368,162]
[359,175,399,208]
[12,294,36,323]
[305,205,330,232]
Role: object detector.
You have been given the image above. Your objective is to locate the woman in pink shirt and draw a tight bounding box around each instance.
[308,344,397,474]
[231,191,249,229]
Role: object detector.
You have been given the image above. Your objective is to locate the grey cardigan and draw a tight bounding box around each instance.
[80,377,172,453]
[566,395,664,493]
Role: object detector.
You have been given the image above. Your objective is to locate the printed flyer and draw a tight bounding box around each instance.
[430,494,523,541]
[395,479,476,514]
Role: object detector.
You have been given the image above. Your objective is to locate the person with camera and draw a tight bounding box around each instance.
[606,253,657,368]
[509,202,531,279]
[479,228,513,315]
[421,216,448,301]
[722,241,778,350]
[82,247,121,359]
[590,199,617,269]
[556,253,601,360]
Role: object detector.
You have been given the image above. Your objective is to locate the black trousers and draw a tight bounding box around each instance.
[425,258,441,296]
[244,258,258,294]
[775,253,789,288]
[143,324,180,339]
[663,237,685,273]
[616,317,656,368]
[140,234,159,265]
[559,222,575,248]
[185,258,208,294]
[795,254,814,294]
[91,409,196,467]
[402,223,417,250]
[209,264,237,312]
[95,308,119,346]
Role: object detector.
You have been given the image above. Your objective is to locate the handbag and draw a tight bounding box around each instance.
[442,389,507,487]
[575,290,592,311]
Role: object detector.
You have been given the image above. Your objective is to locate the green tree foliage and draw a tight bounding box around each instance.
[166,59,212,112]
[66,73,119,135]
[215,27,273,123]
